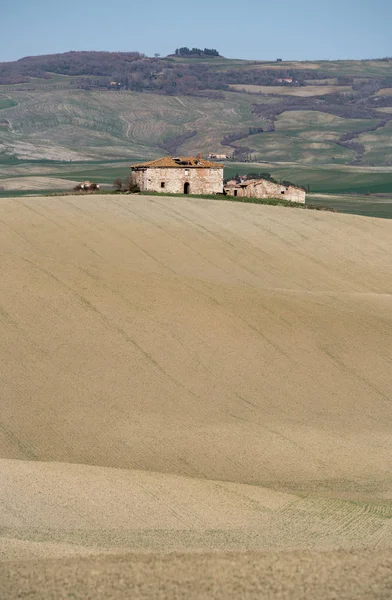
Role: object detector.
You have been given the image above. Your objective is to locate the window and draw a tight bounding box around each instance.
[185,169,189,176]
[281,190,285,194]
[161,182,165,188]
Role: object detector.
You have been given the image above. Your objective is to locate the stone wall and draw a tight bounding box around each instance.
[224,179,305,204]
[131,167,224,195]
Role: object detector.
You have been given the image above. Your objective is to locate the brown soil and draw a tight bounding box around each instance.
[2,549,392,600]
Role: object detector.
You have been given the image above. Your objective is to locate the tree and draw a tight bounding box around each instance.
[112,177,123,191]
[246,172,278,183]
[204,48,220,57]
[174,47,220,58]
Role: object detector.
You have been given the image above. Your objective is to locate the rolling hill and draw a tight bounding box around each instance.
[1,193,392,596]
[0,52,391,165]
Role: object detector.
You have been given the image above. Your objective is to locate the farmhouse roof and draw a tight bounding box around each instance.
[131,156,224,169]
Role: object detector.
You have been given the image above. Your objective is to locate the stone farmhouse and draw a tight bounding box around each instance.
[130,155,224,195]
[224,179,306,204]
[130,155,305,203]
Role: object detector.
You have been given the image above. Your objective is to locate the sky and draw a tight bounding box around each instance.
[1,0,391,62]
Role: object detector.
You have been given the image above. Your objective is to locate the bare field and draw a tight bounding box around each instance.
[2,549,392,600]
[0,176,76,191]
[1,194,392,481]
[376,88,392,96]
[229,84,352,96]
[1,194,392,596]
[1,458,391,561]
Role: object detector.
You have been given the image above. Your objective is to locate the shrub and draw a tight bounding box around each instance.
[112,177,123,191]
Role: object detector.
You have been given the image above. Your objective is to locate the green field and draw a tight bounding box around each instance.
[225,162,392,194]
[0,96,17,110]
[308,194,392,219]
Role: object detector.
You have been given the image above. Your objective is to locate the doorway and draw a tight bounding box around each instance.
[184,182,190,194]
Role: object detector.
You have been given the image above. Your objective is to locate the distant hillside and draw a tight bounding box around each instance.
[0,51,392,167]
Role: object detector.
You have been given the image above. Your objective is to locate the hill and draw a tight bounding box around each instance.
[1,193,392,595]
[0,52,392,166]
[2,193,392,482]
[1,52,392,215]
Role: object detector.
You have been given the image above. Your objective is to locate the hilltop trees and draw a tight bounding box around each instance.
[174,48,220,57]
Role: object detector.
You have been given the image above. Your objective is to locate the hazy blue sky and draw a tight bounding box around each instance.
[1,0,391,62]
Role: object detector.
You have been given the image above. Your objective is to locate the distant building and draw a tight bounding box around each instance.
[224,178,305,204]
[276,78,293,84]
[207,153,228,160]
[130,155,224,195]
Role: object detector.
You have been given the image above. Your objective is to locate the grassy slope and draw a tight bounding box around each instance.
[0,89,261,160]
[0,96,17,110]
[3,86,388,166]
[357,120,392,164]
[0,57,390,165]
[309,194,392,218]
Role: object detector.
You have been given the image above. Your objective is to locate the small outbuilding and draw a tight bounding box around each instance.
[130,155,224,195]
[224,179,305,204]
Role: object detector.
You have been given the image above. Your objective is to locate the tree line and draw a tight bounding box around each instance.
[174,48,220,57]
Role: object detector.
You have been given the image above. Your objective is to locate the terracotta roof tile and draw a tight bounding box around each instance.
[131,156,224,169]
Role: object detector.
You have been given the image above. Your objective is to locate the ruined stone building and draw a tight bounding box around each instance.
[130,156,224,195]
[224,178,306,204]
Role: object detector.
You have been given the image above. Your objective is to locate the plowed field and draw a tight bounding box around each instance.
[1,194,391,597]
